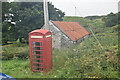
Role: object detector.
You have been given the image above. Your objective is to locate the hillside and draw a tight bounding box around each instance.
[63,16,106,28]
[2,24,119,78]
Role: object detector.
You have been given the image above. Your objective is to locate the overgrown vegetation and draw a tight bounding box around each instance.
[2,2,119,78]
[2,24,119,78]
[102,12,119,27]
[2,43,29,60]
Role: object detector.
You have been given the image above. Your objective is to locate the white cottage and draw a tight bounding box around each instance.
[42,21,90,48]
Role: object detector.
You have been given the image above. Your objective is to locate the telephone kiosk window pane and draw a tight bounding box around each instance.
[33,42,41,46]
[33,60,43,63]
[33,51,42,54]
[33,47,42,50]
[32,55,42,58]
[33,64,42,67]
[33,67,43,71]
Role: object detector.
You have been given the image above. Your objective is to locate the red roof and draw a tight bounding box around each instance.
[52,21,90,41]
[29,29,50,34]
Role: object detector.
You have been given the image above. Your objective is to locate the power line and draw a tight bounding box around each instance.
[75,7,77,16]
[74,0,82,16]
[89,27,104,50]
[76,7,81,16]
[70,0,77,16]
[70,0,81,16]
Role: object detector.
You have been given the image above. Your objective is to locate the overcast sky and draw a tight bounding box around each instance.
[49,0,119,17]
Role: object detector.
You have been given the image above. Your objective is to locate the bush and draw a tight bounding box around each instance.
[2,44,29,60]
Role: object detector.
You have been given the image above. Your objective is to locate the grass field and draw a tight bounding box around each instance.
[2,25,119,78]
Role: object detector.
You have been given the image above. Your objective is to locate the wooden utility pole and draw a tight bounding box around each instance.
[75,7,77,16]
[44,0,49,30]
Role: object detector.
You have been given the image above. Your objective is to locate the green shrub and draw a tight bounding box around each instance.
[2,44,29,60]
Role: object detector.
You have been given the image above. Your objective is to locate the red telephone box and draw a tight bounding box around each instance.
[29,29,52,72]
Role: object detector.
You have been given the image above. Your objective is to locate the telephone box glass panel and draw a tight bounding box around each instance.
[33,63,42,67]
[33,42,42,46]
[33,51,42,54]
[33,47,42,50]
[32,55,42,58]
[33,59,43,63]
[33,67,43,71]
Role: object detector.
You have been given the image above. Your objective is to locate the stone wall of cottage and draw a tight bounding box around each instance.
[76,35,89,44]
[61,34,73,48]
[50,22,62,48]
